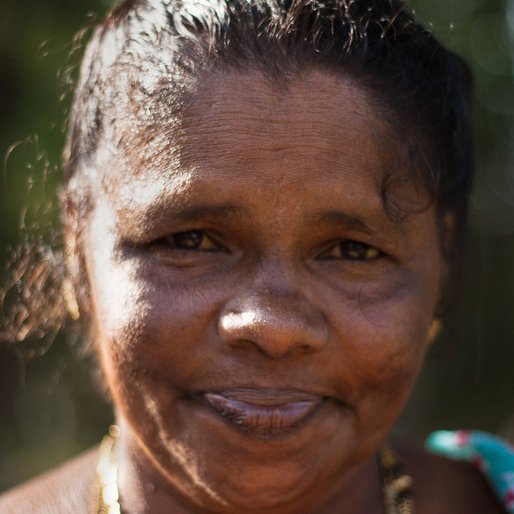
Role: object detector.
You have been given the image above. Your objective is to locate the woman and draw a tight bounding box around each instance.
[0,0,511,512]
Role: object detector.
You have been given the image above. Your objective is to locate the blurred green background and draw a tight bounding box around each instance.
[0,0,513,493]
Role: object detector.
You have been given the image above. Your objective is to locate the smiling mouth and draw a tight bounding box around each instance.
[203,389,324,438]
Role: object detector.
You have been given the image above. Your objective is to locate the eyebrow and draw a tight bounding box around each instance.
[156,203,246,222]
[126,199,380,240]
[165,205,376,232]
[311,210,377,235]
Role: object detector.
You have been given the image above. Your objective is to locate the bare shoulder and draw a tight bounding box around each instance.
[397,440,506,514]
[0,447,98,514]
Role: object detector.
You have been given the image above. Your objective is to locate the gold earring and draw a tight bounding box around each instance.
[62,277,80,320]
[427,319,442,346]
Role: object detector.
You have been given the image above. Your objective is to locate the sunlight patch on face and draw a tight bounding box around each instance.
[111,167,196,238]
[88,201,150,335]
[117,170,193,208]
[142,392,227,505]
[220,311,259,332]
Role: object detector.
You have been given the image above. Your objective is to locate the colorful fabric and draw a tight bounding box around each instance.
[426,430,514,513]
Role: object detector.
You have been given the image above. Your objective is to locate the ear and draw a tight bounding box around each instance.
[426,318,442,346]
[439,212,456,260]
[434,211,456,319]
[62,197,89,320]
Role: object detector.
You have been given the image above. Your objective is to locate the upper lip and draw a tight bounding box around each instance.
[199,387,324,405]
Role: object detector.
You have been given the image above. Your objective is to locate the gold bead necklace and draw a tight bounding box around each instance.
[91,426,122,514]
[380,445,415,514]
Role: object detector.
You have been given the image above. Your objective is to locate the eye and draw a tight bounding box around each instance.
[321,240,381,261]
[163,230,225,252]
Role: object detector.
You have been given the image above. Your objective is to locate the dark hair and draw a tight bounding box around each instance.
[65,0,473,219]
[3,0,474,342]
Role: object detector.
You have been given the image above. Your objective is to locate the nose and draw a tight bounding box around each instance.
[218,284,329,359]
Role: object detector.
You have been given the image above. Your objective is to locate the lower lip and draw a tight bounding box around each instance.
[203,392,323,438]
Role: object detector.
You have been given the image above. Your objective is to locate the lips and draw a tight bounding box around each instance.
[203,389,323,438]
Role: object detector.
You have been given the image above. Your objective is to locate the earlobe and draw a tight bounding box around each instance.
[427,318,442,346]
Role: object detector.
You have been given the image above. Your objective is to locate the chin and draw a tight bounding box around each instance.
[212,466,316,511]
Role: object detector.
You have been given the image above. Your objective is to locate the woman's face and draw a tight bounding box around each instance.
[83,70,443,511]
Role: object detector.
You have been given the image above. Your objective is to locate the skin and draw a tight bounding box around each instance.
[82,69,444,513]
[0,68,506,514]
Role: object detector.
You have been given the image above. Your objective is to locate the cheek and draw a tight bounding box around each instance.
[89,257,226,394]
[328,266,438,399]
[87,265,149,410]
[325,287,433,448]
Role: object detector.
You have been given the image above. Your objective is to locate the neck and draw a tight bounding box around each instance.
[115,418,384,514]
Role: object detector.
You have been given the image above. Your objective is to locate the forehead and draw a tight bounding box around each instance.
[178,70,395,176]
[101,69,423,224]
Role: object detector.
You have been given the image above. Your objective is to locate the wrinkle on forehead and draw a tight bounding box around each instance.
[99,68,393,175]
[180,69,390,159]
[94,68,430,230]
[174,69,424,207]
